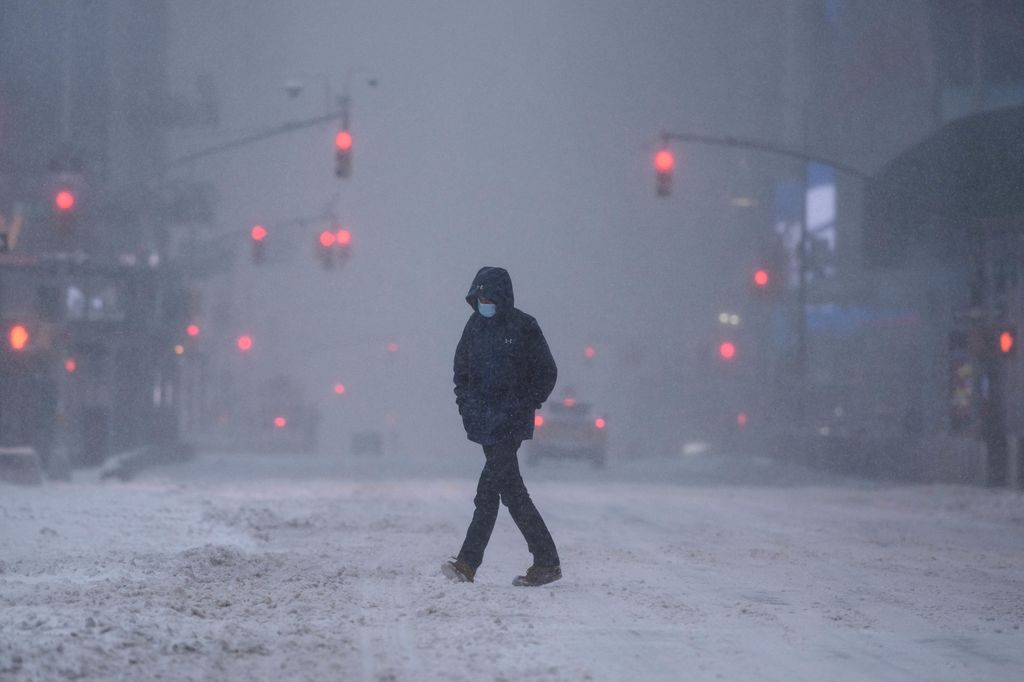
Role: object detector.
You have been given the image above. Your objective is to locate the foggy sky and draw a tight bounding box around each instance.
[161,1,849,453]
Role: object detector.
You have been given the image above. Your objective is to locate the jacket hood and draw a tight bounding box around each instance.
[466,266,514,315]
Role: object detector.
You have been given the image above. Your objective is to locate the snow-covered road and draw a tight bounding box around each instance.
[2,451,1022,681]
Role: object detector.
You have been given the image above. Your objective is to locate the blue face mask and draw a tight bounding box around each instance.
[478,300,497,318]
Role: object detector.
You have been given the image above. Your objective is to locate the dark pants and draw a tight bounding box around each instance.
[458,441,559,570]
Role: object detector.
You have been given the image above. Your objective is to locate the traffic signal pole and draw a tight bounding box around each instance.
[796,173,809,422]
[657,130,871,423]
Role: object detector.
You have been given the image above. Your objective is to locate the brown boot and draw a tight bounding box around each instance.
[441,557,475,583]
[512,564,561,587]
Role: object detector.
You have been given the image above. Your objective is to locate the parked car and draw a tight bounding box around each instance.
[527,397,608,467]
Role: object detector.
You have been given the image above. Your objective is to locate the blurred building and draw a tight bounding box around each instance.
[0,1,204,471]
[759,0,1024,485]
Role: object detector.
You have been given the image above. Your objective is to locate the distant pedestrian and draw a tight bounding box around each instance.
[443,267,561,586]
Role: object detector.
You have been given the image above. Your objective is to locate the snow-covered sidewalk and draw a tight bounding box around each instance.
[2,451,1022,681]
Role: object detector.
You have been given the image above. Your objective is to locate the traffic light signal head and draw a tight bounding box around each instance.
[55,189,76,211]
[654,148,674,197]
[718,340,736,361]
[316,230,335,269]
[313,228,354,269]
[336,228,352,263]
[750,266,781,300]
[250,224,267,264]
[335,129,353,178]
[54,188,78,233]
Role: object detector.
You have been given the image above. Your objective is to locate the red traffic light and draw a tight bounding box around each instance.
[316,231,335,269]
[65,357,77,374]
[186,324,200,338]
[584,345,596,360]
[718,340,736,360]
[654,149,674,173]
[654,148,674,197]
[55,189,76,212]
[753,269,769,288]
[237,335,253,352]
[273,416,287,428]
[251,225,268,264]
[335,131,353,178]
[334,383,346,395]
[336,229,352,246]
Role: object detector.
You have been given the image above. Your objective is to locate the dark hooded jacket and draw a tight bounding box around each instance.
[453,267,558,445]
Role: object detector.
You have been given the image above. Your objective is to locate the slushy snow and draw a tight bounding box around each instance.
[1,451,1022,681]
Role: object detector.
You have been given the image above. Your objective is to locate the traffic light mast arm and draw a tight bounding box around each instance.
[659,131,871,182]
[165,109,346,172]
[197,211,337,250]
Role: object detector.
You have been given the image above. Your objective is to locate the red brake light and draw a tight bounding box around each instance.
[1000,331,1014,354]
[594,417,606,429]
[9,324,29,351]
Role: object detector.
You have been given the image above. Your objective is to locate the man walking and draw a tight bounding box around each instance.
[443,266,561,586]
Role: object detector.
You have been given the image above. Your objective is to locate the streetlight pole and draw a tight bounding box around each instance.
[795,165,810,421]
[339,68,378,130]
[658,130,870,423]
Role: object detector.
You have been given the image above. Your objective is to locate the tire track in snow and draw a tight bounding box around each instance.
[355,548,421,679]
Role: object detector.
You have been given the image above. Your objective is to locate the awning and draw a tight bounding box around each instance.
[864,104,1024,266]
